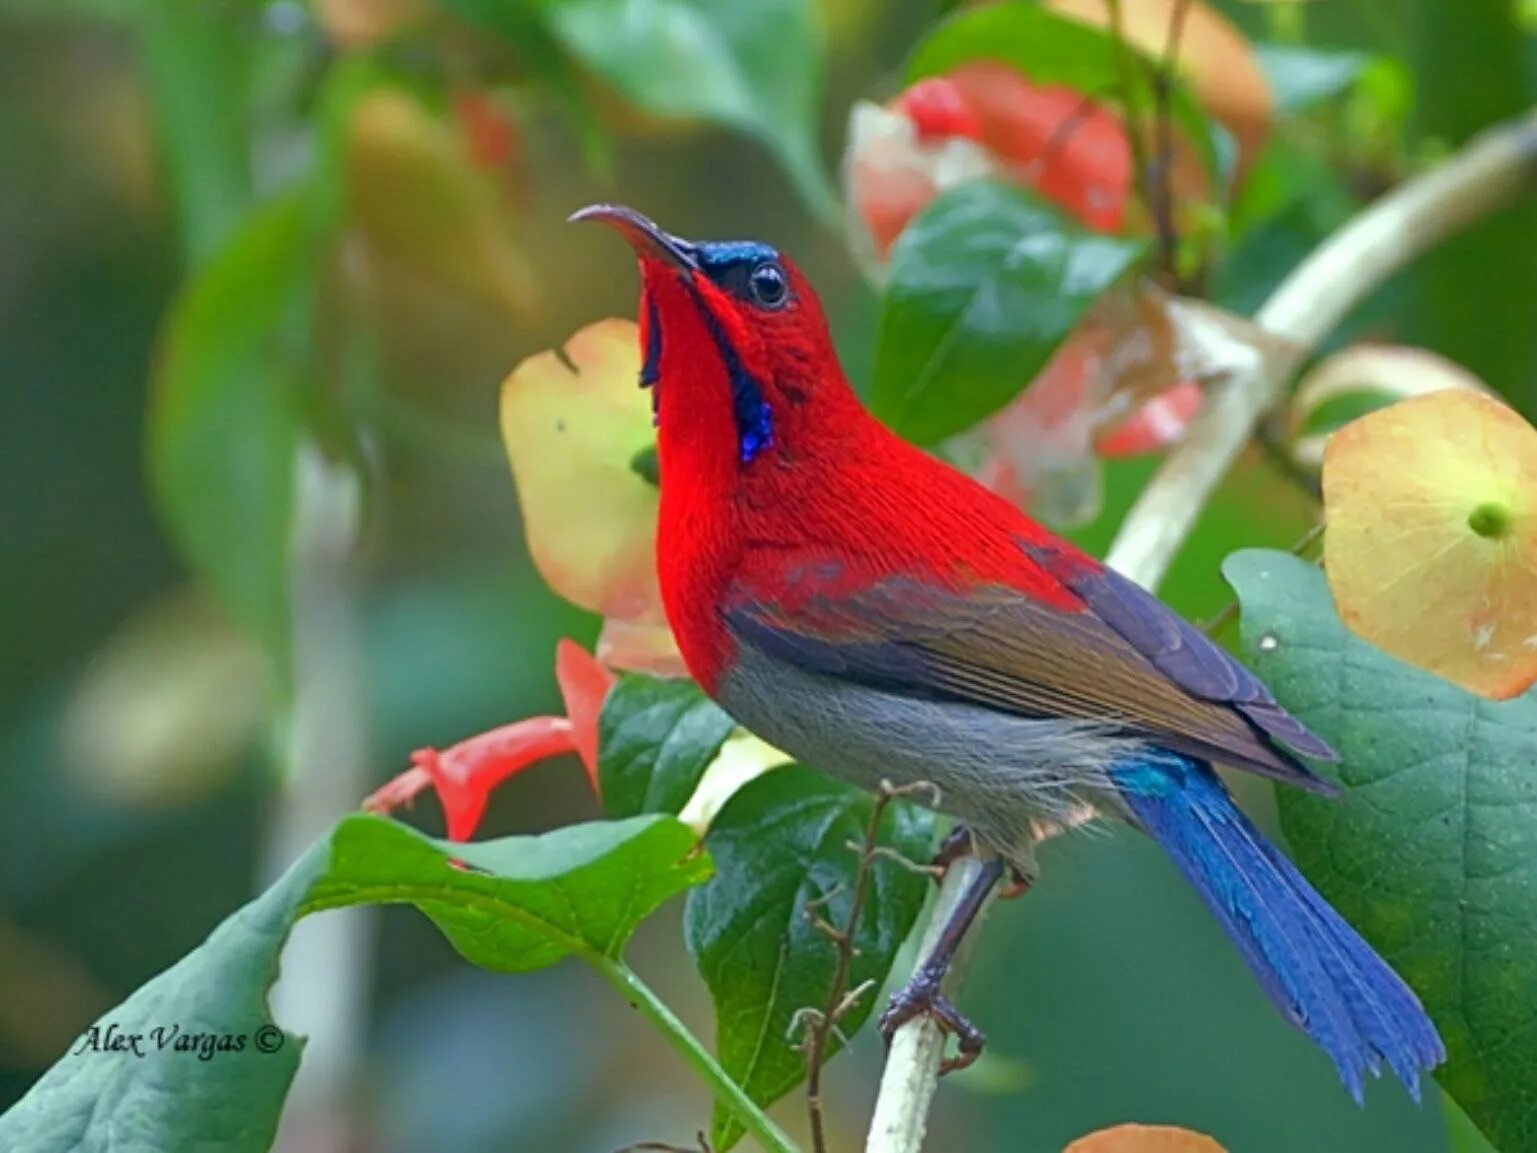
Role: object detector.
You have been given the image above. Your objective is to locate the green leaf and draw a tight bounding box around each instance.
[545,0,836,220]
[1445,1089,1501,1153]
[305,813,710,967]
[147,189,324,663]
[872,180,1149,444]
[0,844,320,1153]
[1224,549,1537,1152]
[685,767,935,1150]
[137,0,256,266]
[905,2,1226,185]
[0,814,712,1150]
[598,673,737,819]
[1255,44,1369,115]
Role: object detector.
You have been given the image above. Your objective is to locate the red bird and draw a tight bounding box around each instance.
[573,203,1444,1101]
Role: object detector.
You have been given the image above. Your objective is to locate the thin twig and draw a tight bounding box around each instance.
[1023,90,1113,183]
[1151,0,1192,285]
[799,781,932,1153]
[1109,107,1537,586]
[866,106,1537,1153]
[1103,0,1152,218]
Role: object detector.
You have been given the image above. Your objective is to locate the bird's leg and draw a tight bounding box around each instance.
[878,855,1007,1074]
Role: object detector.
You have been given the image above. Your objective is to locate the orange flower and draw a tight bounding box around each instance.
[845,63,1131,271]
[365,641,614,841]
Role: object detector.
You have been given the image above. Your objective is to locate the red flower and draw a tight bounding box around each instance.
[364,640,614,841]
[845,62,1132,269]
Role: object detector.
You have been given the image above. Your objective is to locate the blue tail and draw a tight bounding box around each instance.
[1115,753,1445,1102]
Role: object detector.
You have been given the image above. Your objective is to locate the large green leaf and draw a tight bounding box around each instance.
[598,673,736,819]
[147,190,323,664]
[545,0,836,219]
[872,180,1149,444]
[305,813,710,968]
[1225,549,1537,1152]
[0,814,710,1150]
[0,845,319,1153]
[685,766,935,1150]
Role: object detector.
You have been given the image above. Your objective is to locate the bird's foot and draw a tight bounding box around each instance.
[997,866,1033,901]
[878,967,986,1075]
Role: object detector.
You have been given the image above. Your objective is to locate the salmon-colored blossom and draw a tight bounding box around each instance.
[365,640,614,841]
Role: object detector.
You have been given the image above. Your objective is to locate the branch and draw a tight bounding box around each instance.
[1109,108,1537,585]
[865,106,1537,1153]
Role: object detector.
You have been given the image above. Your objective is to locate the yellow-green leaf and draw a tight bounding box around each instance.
[500,319,663,624]
[1322,389,1537,700]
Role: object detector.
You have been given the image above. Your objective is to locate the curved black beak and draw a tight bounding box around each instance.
[568,203,698,274]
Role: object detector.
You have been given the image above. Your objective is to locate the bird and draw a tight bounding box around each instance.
[570,202,1446,1102]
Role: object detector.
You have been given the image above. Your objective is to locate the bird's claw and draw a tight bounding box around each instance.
[997,866,1033,900]
[878,972,986,1075]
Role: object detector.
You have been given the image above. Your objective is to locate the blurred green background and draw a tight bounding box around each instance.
[2,1,1534,1151]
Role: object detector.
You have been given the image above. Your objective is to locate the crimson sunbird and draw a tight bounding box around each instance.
[572,203,1445,1102]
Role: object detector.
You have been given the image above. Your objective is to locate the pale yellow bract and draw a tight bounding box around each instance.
[1323,389,1537,700]
[500,318,665,627]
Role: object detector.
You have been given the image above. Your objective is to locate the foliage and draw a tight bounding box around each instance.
[872,180,1150,444]
[1321,390,1537,700]
[8,0,1537,1151]
[500,320,664,628]
[0,815,718,1151]
[598,673,737,819]
[546,0,836,218]
[1227,551,1537,1152]
[147,189,322,666]
[687,768,934,1148]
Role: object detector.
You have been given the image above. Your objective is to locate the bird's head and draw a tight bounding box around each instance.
[571,204,852,481]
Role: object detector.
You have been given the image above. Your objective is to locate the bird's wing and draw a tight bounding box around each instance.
[723,572,1337,794]
[1026,550,1338,763]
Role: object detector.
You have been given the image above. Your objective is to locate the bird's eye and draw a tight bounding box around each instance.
[748,261,789,308]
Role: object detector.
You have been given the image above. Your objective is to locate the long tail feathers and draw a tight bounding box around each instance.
[1116,756,1446,1102]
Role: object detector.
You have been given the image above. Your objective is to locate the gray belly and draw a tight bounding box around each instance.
[716,643,1149,866]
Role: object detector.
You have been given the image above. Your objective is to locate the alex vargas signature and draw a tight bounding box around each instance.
[72,1022,285,1060]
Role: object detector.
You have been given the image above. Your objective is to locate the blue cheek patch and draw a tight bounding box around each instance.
[735,390,774,463]
[641,295,662,427]
[685,284,775,464]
